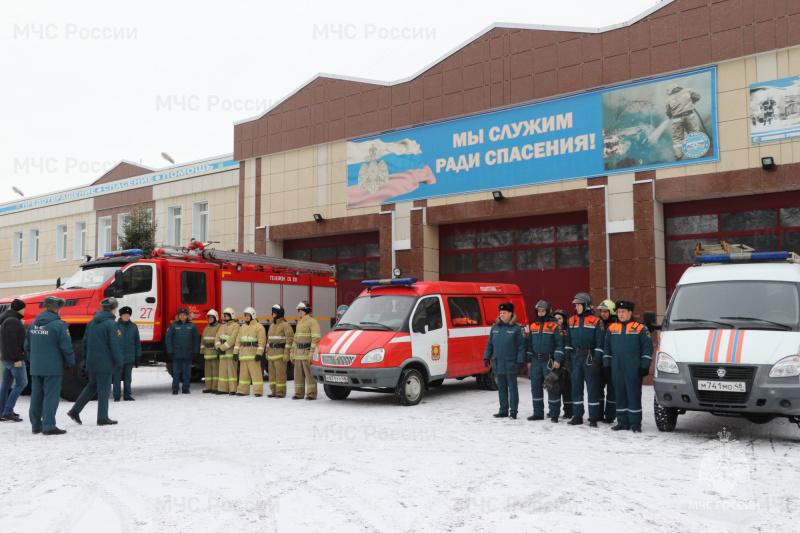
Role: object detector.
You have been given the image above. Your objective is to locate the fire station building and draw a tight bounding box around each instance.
[3,0,800,319]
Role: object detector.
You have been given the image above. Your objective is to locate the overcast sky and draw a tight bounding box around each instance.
[0,0,663,205]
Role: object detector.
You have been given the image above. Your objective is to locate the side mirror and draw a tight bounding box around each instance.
[643,310,662,332]
[56,277,61,289]
[330,317,336,329]
[103,270,125,298]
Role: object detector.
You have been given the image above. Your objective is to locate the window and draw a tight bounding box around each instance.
[557,245,590,268]
[411,297,443,333]
[285,249,311,261]
[180,271,207,304]
[12,231,22,266]
[56,224,68,262]
[477,250,514,272]
[167,206,183,247]
[28,228,39,264]
[338,261,365,280]
[122,265,153,295]
[192,201,209,242]
[74,221,86,259]
[117,213,130,248]
[448,297,482,327]
[98,217,112,256]
[312,246,336,261]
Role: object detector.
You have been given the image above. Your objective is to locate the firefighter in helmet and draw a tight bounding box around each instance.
[525,300,565,422]
[596,300,618,423]
[291,301,320,400]
[565,292,605,427]
[214,308,241,395]
[234,307,267,397]
[201,310,223,394]
[266,304,294,398]
[665,82,702,160]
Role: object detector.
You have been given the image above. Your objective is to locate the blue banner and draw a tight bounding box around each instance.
[347,68,718,207]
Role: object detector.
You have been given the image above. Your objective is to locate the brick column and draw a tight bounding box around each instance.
[587,181,608,303]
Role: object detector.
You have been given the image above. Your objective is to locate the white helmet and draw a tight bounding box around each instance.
[223,307,236,319]
[244,307,257,320]
[207,309,219,321]
[296,300,311,313]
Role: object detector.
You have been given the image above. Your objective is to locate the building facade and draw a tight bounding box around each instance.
[3,0,800,319]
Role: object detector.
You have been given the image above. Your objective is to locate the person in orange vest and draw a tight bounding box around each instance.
[565,292,605,427]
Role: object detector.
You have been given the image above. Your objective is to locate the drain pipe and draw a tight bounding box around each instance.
[586,184,611,301]
[380,210,396,275]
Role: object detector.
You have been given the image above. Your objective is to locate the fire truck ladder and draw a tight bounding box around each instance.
[694,240,800,264]
[200,249,336,277]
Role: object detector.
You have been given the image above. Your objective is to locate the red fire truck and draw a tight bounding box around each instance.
[0,241,337,401]
[311,278,528,406]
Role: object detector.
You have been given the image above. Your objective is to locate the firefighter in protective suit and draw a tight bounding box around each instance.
[266,304,294,398]
[596,300,618,423]
[665,82,702,160]
[291,301,320,400]
[566,292,605,427]
[234,307,267,397]
[214,308,240,395]
[201,310,223,393]
[525,300,565,422]
[603,300,653,433]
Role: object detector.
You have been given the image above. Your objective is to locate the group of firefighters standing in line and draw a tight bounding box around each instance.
[190,301,321,400]
[484,292,653,432]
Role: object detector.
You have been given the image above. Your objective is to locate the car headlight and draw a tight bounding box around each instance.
[769,355,800,378]
[656,352,679,374]
[313,347,319,362]
[361,348,385,364]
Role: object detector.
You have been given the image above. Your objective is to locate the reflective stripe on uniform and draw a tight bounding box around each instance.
[267,355,283,360]
[239,356,256,361]
[204,355,217,359]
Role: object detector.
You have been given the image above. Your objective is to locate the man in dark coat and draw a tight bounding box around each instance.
[24,296,75,435]
[0,299,29,422]
[165,307,200,395]
[67,297,124,426]
[112,306,141,402]
[483,302,526,419]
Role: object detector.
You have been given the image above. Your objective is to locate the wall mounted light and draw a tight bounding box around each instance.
[492,191,504,201]
[313,213,325,223]
[762,156,776,171]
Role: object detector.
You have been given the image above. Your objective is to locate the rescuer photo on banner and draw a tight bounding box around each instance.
[749,75,800,144]
[602,69,716,170]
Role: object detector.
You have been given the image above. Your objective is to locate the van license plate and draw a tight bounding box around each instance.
[697,380,746,392]
[324,375,348,383]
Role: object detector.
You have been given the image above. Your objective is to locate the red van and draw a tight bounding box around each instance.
[310,278,528,406]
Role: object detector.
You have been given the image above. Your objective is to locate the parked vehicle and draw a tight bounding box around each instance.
[645,243,800,431]
[0,240,337,401]
[311,278,529,406]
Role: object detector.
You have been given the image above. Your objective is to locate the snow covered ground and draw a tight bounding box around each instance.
[1,366,798,533]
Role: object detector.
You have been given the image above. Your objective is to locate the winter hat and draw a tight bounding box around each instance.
[10,299,26,312]
[100,297,119,311]
[43,296,67,309]
[615,300,635,312]
[498,302,514,313]
[119,306,133,316]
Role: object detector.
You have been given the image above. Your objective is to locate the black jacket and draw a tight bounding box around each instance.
[0,309,27,363]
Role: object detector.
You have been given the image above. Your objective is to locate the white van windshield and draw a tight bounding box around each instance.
[665,281,800,331]
[59,266,118,290]
[335,295,418,332]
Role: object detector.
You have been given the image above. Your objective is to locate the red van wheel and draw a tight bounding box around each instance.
[395,368,425,406]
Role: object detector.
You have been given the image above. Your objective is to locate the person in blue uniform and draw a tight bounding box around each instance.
[525,300,565,422]
[67,297,124,426]
[565,292,605,427]
[483,302,526,419]
[165,307,200,395]
[113,306,141,402]
[24,296,75,435]
[603,300,654,433]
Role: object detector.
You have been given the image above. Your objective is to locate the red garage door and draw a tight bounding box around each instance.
[665,191,800,298]
[284,232,379,308]
[439,212,590,319]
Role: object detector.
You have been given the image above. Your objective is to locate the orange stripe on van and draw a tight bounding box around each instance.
[726,330,735,363]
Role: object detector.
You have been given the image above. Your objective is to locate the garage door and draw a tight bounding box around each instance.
[284,232,379,308]
[439,212,590,319]
[665,191,800,298]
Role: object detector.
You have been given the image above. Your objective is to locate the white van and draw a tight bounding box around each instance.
[645,247,800,431]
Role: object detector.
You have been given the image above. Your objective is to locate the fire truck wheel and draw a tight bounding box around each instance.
[476,371,498,391]
[324,384,351,400]
[429,379,444,388]
[60,339,89,402]
[653,395,678,432]
[395,368,425,406]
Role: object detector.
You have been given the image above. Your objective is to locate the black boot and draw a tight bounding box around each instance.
[510,413,517,419]
[631,426,642,433]
[526,414,544,421]
[124,397,135,401]
[172,391,178,395]
[202,389,212,394]
[550,417,559,423]
[589,420,598,428]
[568,416,583,426]
[267,394,277,398]
[97,419,118,426]
[611,425,630,431]
[67,410,82,425]
[292,396,302,400]
[492,412,508,418]
[254,394,262,397]
[43,428,67,435]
